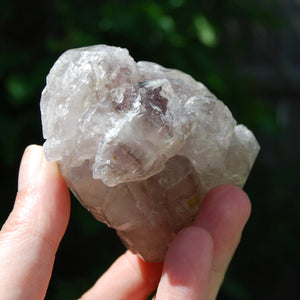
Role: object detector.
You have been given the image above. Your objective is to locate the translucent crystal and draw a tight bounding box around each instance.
[40,45,260,262]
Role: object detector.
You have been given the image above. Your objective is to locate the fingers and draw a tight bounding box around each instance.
[80,250,163,300]
[80,185,250,300]
[194,184,251,299]
[155,184,250,300]
[0,146,250,300]
[79,231,212,300]
[0,145,70,300]
[156,227,213,300]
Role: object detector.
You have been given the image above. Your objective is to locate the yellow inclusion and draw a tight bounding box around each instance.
[186,194,200,207]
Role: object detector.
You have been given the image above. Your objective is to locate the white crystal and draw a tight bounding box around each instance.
[40,45,260,262]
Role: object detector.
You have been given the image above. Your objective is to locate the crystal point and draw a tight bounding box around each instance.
[40,45,260,262]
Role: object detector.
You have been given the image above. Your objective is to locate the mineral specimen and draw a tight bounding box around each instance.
[40,45,260,262]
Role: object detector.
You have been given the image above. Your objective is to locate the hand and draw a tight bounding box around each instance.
[0,145,251,300]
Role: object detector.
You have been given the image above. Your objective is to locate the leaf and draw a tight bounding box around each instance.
[193,14,218,47]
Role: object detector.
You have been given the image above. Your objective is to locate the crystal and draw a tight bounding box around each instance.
[40,45,260,262]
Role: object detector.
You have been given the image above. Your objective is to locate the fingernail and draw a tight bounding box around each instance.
[18,145,44,192]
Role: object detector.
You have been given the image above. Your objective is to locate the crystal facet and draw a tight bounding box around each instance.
[40,45,260,262]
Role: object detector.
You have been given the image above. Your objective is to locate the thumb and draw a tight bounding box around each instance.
[0,145,70,300]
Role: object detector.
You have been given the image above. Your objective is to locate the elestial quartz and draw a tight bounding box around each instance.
[40,45,260,262]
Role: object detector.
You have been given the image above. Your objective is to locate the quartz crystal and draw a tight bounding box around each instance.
[40,45,260,262]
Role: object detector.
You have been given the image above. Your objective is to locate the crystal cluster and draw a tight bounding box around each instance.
[40,45,260,262]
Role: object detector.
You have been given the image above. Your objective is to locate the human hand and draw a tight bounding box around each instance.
[0,145,251,300]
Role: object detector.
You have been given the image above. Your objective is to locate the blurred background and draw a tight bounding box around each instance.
[0,0,299,299]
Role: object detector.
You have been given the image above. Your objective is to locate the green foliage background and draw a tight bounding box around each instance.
[1,0,299,299]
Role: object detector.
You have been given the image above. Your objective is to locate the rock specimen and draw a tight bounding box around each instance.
[40,45,260,262]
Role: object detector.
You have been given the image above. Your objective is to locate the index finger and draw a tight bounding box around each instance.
[194,184,251,299]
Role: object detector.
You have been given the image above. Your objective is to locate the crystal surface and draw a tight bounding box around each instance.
[40,45,260,262]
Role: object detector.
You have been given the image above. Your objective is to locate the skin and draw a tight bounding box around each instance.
[0,145,251,300]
